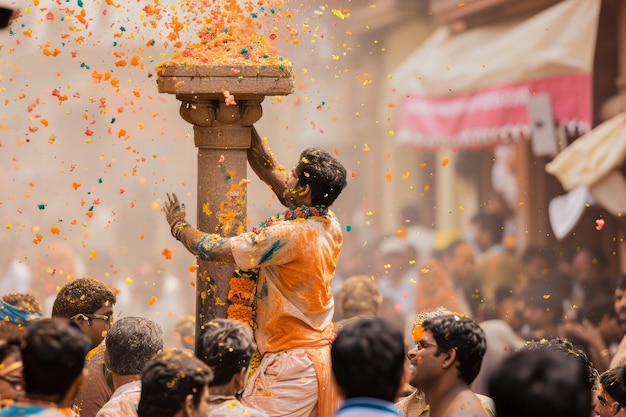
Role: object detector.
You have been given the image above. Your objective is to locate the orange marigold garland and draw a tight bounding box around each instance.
[227,269,259,329]
[227,268,261,378]
[228,276,256,304]
[226,303,255,328]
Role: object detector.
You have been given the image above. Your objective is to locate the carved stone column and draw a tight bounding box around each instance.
[157,64,293,349]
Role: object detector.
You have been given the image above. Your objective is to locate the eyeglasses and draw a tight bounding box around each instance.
[0,375,23,391]
[71,313,113,326]
[414,340,437,351]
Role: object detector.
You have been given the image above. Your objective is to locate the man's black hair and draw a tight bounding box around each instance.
[21,318,91,401]
[295,147,347,207]
[51,277,116,318]
[421,314,486,385]
[489,348,592,417]
[138,349,213,417]
[600,365,626,408]
[331,317,405,402]
[518,338,598,392]
[196,318,255,386]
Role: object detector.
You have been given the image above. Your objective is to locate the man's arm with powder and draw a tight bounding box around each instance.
[247,127,291,206]
[163,193,235,263]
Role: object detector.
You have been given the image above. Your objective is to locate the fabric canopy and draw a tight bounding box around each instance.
[393,0,601,149]
[545,111,626,239]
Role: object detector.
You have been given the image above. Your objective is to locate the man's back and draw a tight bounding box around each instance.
[231,213,342,354]
[95,380,141,417]
[72,346,112,417]
[438,389,488,417]
[396,389,495,417]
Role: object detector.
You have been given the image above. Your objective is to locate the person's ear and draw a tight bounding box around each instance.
[72,314,90,329]
[441,348,457,370]
[611,401,622,416]
[183,394,195,416]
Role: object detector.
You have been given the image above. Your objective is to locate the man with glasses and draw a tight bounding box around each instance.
[400,310,491,417]
[52,277,116,350]
[52,277,116,417]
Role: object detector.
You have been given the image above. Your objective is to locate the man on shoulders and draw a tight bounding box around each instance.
[164,127,347,417]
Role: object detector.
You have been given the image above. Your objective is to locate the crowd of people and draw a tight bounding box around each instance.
[0,111,623,417]
[1,124,626,417]
[3,2,626,417]
[0,281,619,417]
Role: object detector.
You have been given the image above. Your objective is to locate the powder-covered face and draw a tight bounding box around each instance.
[282,167,308,208]
[594,386,616,417]
[407,328,441,390]
[78,302,114,349]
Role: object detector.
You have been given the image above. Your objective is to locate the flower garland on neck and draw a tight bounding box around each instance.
[251,205,328,234]
[227,205,329,376]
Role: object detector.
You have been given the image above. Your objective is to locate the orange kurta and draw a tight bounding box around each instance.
[231,213,342,417]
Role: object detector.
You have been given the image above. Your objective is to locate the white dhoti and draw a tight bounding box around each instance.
[241,346,338,417]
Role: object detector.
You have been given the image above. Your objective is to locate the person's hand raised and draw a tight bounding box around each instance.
[164,193,186,228]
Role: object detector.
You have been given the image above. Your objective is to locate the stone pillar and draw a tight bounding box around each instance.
[157,64,293,349]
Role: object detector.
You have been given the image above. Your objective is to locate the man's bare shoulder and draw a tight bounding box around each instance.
[441,391,489,417]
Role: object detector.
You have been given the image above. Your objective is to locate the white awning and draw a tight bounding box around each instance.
[392,0,601,149]
[546,110,626,214]
[545,111,626,239]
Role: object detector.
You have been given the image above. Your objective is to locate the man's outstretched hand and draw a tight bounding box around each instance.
[164,193,186,229]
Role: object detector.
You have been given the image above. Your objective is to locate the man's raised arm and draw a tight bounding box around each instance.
[247,127,291,207]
